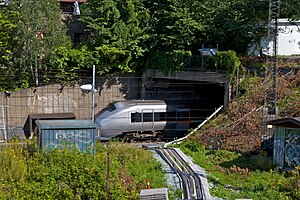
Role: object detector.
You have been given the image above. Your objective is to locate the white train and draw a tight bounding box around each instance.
[95,100,205,140]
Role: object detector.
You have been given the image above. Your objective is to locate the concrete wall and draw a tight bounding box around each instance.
[0,74,141,139]
[0,70,229,140]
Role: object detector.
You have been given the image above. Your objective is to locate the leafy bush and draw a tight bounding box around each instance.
[212,50,242,84]
[0,142,167,200]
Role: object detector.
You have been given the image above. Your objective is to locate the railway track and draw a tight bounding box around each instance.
[157,148,204,200]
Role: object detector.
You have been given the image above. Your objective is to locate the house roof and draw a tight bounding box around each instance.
[267,117,300,128]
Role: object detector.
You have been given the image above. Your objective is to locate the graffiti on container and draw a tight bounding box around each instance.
[27,93,78,113]
[285,132,300,168]
[44,130,94,152]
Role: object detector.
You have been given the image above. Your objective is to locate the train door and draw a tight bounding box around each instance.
[142,109,154,131]
[129,112,142,132]
[176,109,190,132]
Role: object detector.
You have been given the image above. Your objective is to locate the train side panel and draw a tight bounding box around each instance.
[95,100,168,139]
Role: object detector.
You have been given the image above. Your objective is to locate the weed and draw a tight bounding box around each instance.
[0,141,167,200]
[177,140,298,200]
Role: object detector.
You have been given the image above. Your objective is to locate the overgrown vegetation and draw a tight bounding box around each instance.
[177,140,300,199]
[192,66,300,153]
[2,0,298,91]
[0,142,170,200]
[212,50,242,84]
[177,58,300,199]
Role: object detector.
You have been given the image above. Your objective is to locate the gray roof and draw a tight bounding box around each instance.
[114,100,166,108]
[36,120,98,130]
[267,117,300,128]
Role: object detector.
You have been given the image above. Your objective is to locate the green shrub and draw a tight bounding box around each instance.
[212,50,242,84]
[0,142,167,200]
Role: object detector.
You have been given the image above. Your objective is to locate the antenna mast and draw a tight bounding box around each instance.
[262,0,280,150]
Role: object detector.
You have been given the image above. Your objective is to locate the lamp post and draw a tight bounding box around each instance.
[91,65,95,123]
[80,65,96,123]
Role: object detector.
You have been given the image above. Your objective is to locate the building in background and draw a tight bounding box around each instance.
[249,19,300,57]
[59,0,87,44]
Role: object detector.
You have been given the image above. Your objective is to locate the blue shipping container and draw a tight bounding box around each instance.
[36,120,97,153]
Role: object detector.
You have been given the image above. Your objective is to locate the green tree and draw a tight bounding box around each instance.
[0,11,17,90]
[143,0,268,73]
[212,50,241,84]
[143,0,204,73]
[0,11,16,65]
[3,0,70,89]
[46,44,96,84]
[80,0,151,74]
[201,0,268,54]
[281,0,300,20]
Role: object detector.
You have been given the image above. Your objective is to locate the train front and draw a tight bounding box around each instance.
[94,102,124,140]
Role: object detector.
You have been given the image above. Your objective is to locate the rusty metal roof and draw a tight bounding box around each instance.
[28,113,76,120]
[267,117,300,128]
[23,113,76,138]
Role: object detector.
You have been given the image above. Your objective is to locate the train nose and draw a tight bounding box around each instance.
[97,125,110,141]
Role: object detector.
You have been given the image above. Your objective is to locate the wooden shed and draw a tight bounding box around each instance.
[267,117,300,169]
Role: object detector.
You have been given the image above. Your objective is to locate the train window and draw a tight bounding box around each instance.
[94,103,116,118]
[106,103,116,112]
[143,113,153,122]
[154,112,166,121]
[177,111,190,121]
[166,112,176,121]
[131,112,141,123]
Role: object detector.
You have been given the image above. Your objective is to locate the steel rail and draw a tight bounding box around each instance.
[157,148,203,199]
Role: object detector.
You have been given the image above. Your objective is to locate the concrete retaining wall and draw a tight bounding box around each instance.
[0,74,141,139]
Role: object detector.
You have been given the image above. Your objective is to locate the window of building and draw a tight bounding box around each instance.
[73,32,83,44]
[60,3,73,13]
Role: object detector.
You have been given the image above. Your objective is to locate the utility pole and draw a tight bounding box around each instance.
[106,150,110,200]
[262,0,280,150]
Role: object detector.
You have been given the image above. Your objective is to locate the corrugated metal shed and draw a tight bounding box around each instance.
[37,119,96,129]
[23,113,76,138]
[267,117,300,128]
[140,188,168,200]
[36,120,97,153]
[267,117,300,169]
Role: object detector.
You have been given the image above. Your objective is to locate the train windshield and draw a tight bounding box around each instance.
[95,103,116,118]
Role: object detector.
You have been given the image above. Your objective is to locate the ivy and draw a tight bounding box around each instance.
[212,50,242,84]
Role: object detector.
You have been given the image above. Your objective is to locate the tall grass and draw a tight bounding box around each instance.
[0,142,167,200]
[178,140,300,200]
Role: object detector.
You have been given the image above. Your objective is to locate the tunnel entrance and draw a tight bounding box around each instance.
[142,70,229,135]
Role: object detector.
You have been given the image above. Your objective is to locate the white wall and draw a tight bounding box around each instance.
[277,19,300,56]
[249,19,300,56]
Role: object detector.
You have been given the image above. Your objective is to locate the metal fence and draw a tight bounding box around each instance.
[0,74,141,142]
